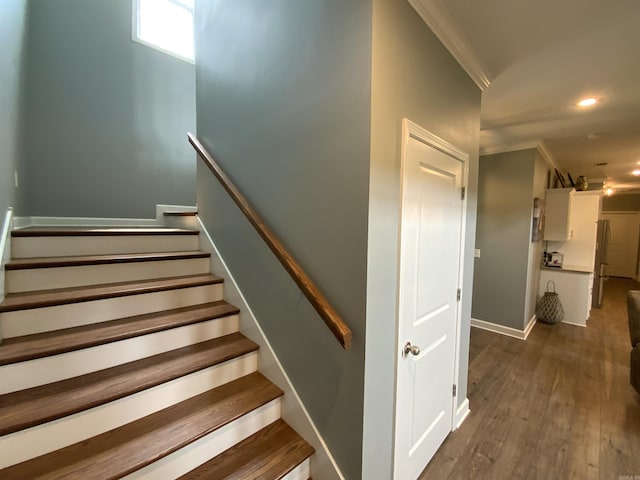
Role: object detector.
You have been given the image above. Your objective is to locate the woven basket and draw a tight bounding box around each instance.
[536,281,564,324]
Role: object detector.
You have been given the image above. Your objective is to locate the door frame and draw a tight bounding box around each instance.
[392,118,469,477]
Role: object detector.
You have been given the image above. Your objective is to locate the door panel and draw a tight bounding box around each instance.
[395,121,465,480]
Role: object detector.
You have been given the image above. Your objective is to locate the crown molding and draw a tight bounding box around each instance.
[479,139,560,171]
[535,140,558,171]
[408,0,493,91]
[479,141,538,156]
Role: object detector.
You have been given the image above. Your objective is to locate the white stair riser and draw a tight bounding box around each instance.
[0,354,258,469]
[1,284,223,338]
[122,399,282,480]
[282,459,312,480]
[6,258,210,293]
[0,314,239,394]
[12,235,199,259]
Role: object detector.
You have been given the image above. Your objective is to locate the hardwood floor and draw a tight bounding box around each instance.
[421,277,640,480]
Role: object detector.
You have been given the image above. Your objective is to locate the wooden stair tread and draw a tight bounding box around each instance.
[12,227,199,237]
[5,250,210,270]
[0,333,258,436]
[0,373,282,480]
[0,273,223,313]
[0,300,240,365]
[179,419,314,480]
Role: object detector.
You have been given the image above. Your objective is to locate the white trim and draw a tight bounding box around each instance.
[405,119,470,162]
[479,141,538,157]
[561,320,587,328]
[14,216,161,228]
[536,140,559,171]
[479,140,559,172]
[394,119,469,478]
[156,204,197,215]
[0,208,13,329]
[12,204,197,229]
[193,216,344,480]
[524,314,537,339]
[407,0,493,91]
[471,316,537,341]
[454,398,470,430]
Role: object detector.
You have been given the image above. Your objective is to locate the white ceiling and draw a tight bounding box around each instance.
[411,0,640,193]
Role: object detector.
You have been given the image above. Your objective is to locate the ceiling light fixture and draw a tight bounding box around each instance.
[577,97,598,107]
[633,169,640,176]
[605,187,614,196]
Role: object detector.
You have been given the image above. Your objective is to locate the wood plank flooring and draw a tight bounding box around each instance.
[420,277,640,480]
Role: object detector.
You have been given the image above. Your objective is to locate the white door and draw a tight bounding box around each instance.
[602,212,640,278]
[394,120,466,480]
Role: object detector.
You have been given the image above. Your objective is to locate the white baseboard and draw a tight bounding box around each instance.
[471,317,536,340]
[523,314,537,339]
[561,320,587,328]
[14,215,160,228]
[12,204,198,229]
[454,398,470,430]
[155,204,197,215]
[193,216,344,480]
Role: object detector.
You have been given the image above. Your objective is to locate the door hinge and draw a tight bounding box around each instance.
[457,288,461,301]
[461,186,466,200]
[453,384,457,397]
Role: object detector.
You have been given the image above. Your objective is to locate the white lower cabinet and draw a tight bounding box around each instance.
[539,268,593,327]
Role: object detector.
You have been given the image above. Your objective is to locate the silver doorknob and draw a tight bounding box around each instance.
[403,342,421,356]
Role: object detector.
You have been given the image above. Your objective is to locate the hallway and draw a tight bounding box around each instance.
[421,277,640,479]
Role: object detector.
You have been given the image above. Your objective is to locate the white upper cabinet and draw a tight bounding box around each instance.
[544,188,575,241]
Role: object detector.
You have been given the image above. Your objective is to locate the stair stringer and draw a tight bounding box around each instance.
[192,215,346,480]
[0,207,14,339]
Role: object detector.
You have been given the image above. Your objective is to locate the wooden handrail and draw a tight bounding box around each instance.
[188,133,352,350]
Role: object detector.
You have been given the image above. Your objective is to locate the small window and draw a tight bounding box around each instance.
[133,0,194,63]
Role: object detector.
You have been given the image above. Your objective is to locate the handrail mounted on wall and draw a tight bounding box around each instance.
[188,133,352,350]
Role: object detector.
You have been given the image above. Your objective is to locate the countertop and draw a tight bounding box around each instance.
[541,264,593,274]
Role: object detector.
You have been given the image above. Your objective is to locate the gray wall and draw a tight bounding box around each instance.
[603,193,640,211]
[472,149,537,330]
[0,0,28,219]
[20,0,196,218]
[194,1,372,479]
[363,0,481,477]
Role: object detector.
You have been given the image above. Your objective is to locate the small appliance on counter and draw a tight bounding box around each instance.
[544,251,564,267]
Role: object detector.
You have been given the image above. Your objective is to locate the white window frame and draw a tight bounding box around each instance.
[132,0,195,64]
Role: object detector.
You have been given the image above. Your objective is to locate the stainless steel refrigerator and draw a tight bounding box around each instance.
[592,219,611,308]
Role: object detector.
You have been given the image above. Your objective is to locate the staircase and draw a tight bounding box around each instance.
[0,225,314,479]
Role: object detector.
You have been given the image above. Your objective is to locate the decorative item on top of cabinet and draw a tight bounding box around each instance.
[575,175,588,191]
[543,188,575,241]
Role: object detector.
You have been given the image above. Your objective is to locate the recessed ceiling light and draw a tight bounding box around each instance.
[577,97,598,107]
[633,169,640,176]
[605,187,615,196]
